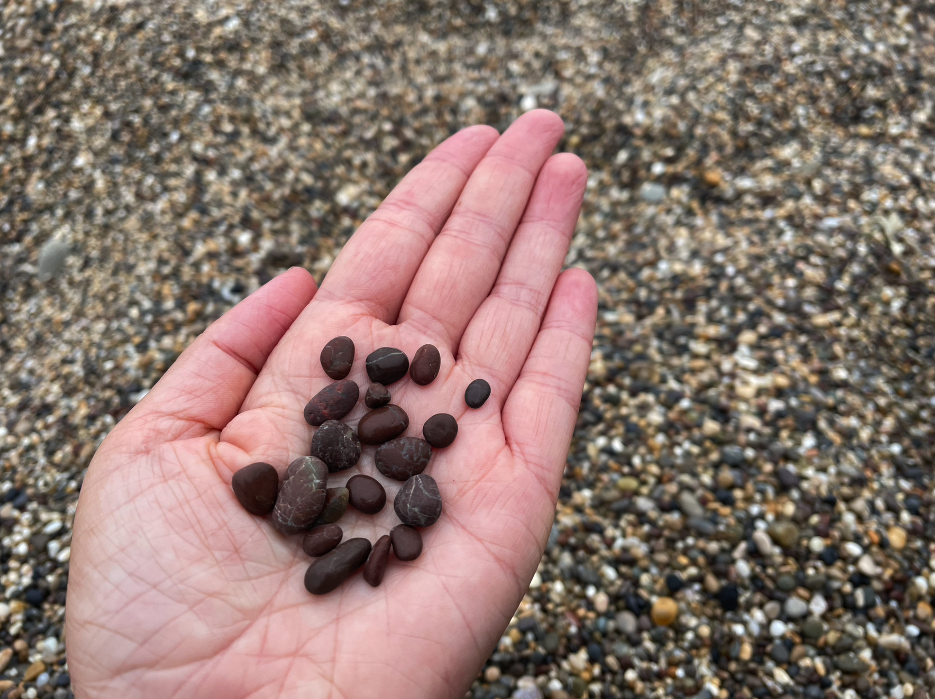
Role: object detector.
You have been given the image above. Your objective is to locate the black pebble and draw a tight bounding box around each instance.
[464,379,491,408]
[820,547,839,565]
[665,573,684,593]
[716,583,739,611]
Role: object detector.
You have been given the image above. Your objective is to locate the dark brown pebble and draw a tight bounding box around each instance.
[363,535,391,587]
[409,344,441,385]
[375,436,432,481]
[304,379,359,426]
[320,336,355,380]
[304,538,372,594]
[231,462,279,515]
[364,383,391,409]
[346,474,387,514]
[464,379,491,408]
[302,525,343,557]
[390,525,423,561]
[365,347,409,385]
[271,457,328,535]
[394,474,442,527]
[314,487,349,525]
[422,413,458,448]
[357,404,409,444]
[310,420,361,472]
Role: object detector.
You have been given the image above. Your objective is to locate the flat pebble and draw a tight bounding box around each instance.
[390,525,423,561]
[394,473,442,527]
[271,457,328,535]
[37,240,70,279]
[310,420,361,472]
[364,383,391,409]
[357,404,409,444]
[304,380,359,426]
[363,535,391,586]
[366,347,409,385]
[767,521,799,549]
[231,462,279,515]
[320,336,355,380]
[303,525,343,557]
[304,538,372,594]
[752,530,773,556]
[422,413,458,448]
[346,474,386,514]
[409,344,441,385]
[464,378,491,408]
[314,487,349,525]
[375,437,432,481]
[784,597,808,618]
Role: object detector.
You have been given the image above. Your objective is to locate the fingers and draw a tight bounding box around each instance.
[457,153,587,403]
[314,125,499,321]
[501,269,597,496]
[397,110,566,349]
[125,268,317,443]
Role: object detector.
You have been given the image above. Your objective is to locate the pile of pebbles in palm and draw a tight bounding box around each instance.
[231,336,489,594]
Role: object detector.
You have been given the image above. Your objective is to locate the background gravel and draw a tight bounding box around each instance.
[2,1,935,698]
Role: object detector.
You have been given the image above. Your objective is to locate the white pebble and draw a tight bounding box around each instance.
[842,541,864,558]
[857,554,881,577]
[769,620,787,637]
[752,530,773,556]
[56,547,70,562]
[735,559,751,578]
[809,536,826,553]
[0,603,8,621]
[594,591,609,614]
[809,594,828,617]
[35,673,49,688]
[911,576,928,595]
[906,625,920,638]
[42,521,63,536]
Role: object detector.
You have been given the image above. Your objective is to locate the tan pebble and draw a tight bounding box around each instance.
[703,170,722,186]
[0,680,13,692]
[7,688,22,699]
[917,601,932,621]
[889,526,907,550]
[739,641,752,661]
[12,639,27,662]
[702,419,721,437]
[0,648,11,673]
[717,471,734,489]
[550,692,570,699]
[651,597,679,626]
[23,660,45,682]
[704,573,720,594]
[484,666,501,682]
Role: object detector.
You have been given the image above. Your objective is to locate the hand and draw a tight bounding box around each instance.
[65,110,597,699]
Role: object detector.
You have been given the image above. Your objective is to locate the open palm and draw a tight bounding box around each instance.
[66,110,597,699]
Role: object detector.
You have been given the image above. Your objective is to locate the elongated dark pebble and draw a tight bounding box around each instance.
[304,379,359,426]
[357,404,409,444]
[320,336,355,380]
[363,535,391,587]
[346,474,386,514]
[310,420,361,472]
[271,457,328,535]
[231,462,279,515]
[314,487,349,525]
[375,437,432,481]
[365,347,409,385]
[304,538,372,594]
[302,524,343,557]
[390,525,423,561]
[364,383,391,409]
[422,413,458,449]
[409,344,441,385]
[465,379,491,408]
[394,473,442,527]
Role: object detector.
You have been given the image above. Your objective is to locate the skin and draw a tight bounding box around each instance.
[66,110,598,699]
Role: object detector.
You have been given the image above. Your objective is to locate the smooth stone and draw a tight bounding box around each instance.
[465,379,491,408]
[678,491,705,519]
[363,535,391,587]
[768,521,799,549]
[364,383,391,409]
[640,182,666,203]
[314,487,349,525]
[422,413,458,448]
[375,437,432,481]
[803,617,825,638]
[304,538,372,594]
[776,574,796,591]
[721,445,745,466]
[320,336,355,380]
[616,610,638,634]
[366,347,409,385]
[834,653,869,674]
[394,474,442,527]
[346,474,386,514]
[717,584,739,611]
[409,344,441,385]
[38,240,70,279]
[651,597,678,626]
[390,525,423,561]
[303,525,343,556]
[304,380,359,426]
[231,462,279,515]
[310,420,361,472]
[784,597,809,618]
[357,405,409,444]
[752,530,774,556]
[271,457,328,535]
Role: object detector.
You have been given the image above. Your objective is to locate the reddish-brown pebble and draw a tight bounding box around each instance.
[320,336,355,380]
[390,525,423,561]
[304,538,372,594]
[364,383,391,409]
[365,347,409,385]
[271,457,328,535]
[394,473,442,527]
[303,525,344,557]
[409,344,441,385]
[375,437,432,481]
[310,420,361,472]
[304,380,359,426]
[422,413,458,448]
[346,474,386,514]
[231,462,279,515]
[363,535,391,587]
[357,404,409,444]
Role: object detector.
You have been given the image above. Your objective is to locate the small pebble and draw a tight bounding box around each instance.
[394,473,443,527]
[303,525,343,557]
[409,344,441,385]
[665,573,684,593]
[231,462,279,515]
[310,420,361,472]
[767,521,799,549]
[364,383,391,409]
[717,584,739,611]
[357,404,409,444]
[365,347,409,385]
[375,437,432,481]
[422,413,458,448]
[346,474,387,514]
[769,620,788,637]
[464,378,491,408]
[271,457,328,535]
[304,379,360,426]
[784,597,808,618]
[651,597,678,626]
[390,525,423,561]
[314,487,349,525]
[320,336,355,380]
[363,535,391,587]
[304,538,372,594]
[37,240,70,279]
[888,526,907,550]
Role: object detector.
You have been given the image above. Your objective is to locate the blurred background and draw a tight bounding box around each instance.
[2,1,935,698]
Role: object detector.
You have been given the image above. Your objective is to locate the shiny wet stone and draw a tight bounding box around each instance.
[304,379,359,426]
[346,474,386,514]
[320,336,355,380]
[357,404,409,444]
[365,347,409,385]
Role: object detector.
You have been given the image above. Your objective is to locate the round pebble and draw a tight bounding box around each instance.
[390,525,423,561]
[357,404,409,444]
[363,535,391,587]
[304,538,372,595]
[888,526,907,550]
[310,420,361,472]
[304,379,359,426]
[394,473,442,527]
[422,413,458,448]
[302,525,343,556]
[464,378,491,408]
[651,597,678,626]
[271,457,328,535]
[364,383,391,409]
[365,347,409,385]
[231,462,279,515]
[409,344,441,386]
[320,336,355,380]
[375,437,432,481]
[346,474,386,514]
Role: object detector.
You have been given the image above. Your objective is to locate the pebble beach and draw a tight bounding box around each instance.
[1,1,934,698]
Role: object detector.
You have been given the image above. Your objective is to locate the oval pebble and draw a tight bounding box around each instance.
[271,457,328,535]
[346,474,386,514]
[357,404,409,444]
[390,525,423,561]
[303,525,343,557]
[464,379,491,408]
[314,487,349,525]
[231,462,279,515]
[365,347,409,385]
[422,413,458,448]
[409,344,441,385]
[363,535,391,587]
[310,420,361,472]
[364,383,391,409]
[320,336,355,380]
[304,538,372,595]
[375,437,432,481]
[304,380,359,426]
[394,474,442,527]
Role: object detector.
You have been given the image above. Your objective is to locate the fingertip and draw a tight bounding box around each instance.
[552,268,598,332]
[451,123,500,149]
[522,108,566,135]
[276,266,318,300]
[541,152,588,191]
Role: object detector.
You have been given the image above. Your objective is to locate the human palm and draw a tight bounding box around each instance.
[66,110,597,699]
